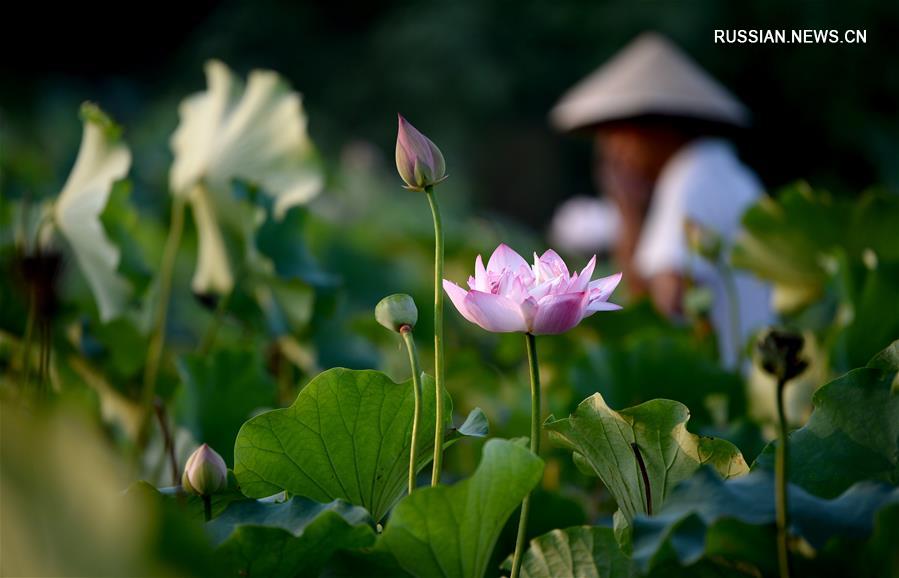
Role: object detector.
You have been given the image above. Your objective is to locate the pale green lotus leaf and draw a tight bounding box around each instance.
[54,103,132,322]
[545,393,749,521]
[501,526,631,578]
[169,60,323,294]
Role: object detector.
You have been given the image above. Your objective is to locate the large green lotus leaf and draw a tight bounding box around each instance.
[631,468,899,574]
[255,205,337,289]
[846,192,899,263]
[501,526,631,578]
[831,261,899,372]
[82,315,149,385]
[732,186,899,313]
[811,501,899,578]
[176,348,277,467]
[233,368,485,521]
[855,502,899,577]
[1,408,218,578]
[247,200,335,336]
[122,482,223,577]
[545,393,748,521]
[754,340,899,498]
[253,276,316,337]
[321,548,413,577]
[731,185,846,290]
[99,181,152,294]
[488,489,590,577]
[154,472,247,521]
[207,497,375,578]
[381,438,544,578]
[571,332,744,429]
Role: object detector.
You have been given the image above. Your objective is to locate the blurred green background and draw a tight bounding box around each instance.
[3,0,898,228]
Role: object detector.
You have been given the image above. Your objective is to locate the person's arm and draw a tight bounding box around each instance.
[600,157,652,297]
[627,159,690,316]
[612,209,650,298]
[647,270,684,316]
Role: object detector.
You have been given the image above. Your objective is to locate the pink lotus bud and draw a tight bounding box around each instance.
[181,443,228,496]
[395,114,447,191]
[442,244,622,335]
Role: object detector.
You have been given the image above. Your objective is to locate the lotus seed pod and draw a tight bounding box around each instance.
[757,328,808,383]
[375,294,418,333]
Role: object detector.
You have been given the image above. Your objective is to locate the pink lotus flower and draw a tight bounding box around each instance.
[443,244,622,335]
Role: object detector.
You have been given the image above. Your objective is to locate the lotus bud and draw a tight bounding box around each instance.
[181,443,228,496]
[684,219,723,262]
[395,114,447,191]
[376,294,418,333]
[757,328,808,383]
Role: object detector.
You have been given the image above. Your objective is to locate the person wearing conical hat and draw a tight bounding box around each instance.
[550,32,772,368]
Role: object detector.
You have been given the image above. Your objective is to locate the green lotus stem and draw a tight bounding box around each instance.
[203,495,212,522]
[140,195,187,447]
[510,332,542,578]
[719,262,742,366]
[425,185,445,486]
[198,288,233,355]
[153,398,180,487]
[31,212,54,253]
[775,377,791,578]
[21,291,37,389]
[400,325,424,495]
[39,320,51,393]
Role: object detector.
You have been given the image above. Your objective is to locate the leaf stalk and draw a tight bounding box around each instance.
[400,325,424,495]
[775,377,792,578]
[139,195,186,450]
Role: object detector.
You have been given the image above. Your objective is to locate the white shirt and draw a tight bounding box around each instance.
[634,138,772,368]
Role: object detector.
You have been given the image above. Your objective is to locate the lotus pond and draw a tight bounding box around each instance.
[2,55,899,578]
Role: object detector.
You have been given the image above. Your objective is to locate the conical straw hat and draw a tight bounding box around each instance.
[551,32,749,131]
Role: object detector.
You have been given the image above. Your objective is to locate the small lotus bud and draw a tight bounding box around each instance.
[376,294,418,333]
[181,443,228,496]
[684,219,723,262]
[757,328,808,383]
[395,114,447,191]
